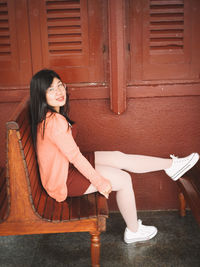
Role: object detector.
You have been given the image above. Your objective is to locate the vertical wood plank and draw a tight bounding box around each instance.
[0,177,8,221]
[79,195,89,219]
[61,200,70,221]
[33,182,42,210]
[70,197,80,220]
[52,201,63,221]
[37,190,48,218]
[43,196,55,221]
[28,157,39,195]
[86,193,97,218]
[0,0,32,85]
[0,195,8,222]
[108,0,126,114]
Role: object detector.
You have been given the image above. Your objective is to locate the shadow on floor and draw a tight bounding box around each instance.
[0,211,199,267]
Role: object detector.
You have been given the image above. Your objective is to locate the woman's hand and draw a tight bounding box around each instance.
[96,177,112,199]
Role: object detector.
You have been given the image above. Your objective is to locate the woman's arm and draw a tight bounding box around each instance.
[48,114,112,198]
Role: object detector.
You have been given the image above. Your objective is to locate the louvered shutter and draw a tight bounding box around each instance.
[0,0,31,85]
[29,0,106,84]
[46,1,87,59]
[128,0,199,82]
[143,0,190,79]
[0,1,11,57]
[41,0,89,68]
[148,0,185,59]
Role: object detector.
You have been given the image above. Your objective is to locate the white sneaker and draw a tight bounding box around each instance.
[124,220,158,244]
[165,153,199,181]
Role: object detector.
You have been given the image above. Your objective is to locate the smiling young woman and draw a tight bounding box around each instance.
[46,79,67,112]
[30,69,199,244]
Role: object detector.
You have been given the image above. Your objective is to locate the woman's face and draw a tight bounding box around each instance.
[46,77,66,112]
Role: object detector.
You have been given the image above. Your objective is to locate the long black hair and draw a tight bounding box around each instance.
[30,69,73,147]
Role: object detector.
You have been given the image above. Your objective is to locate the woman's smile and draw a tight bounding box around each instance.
[56,96,65,102]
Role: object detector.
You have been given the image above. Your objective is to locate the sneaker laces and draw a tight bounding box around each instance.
[170,154,189,163]
[170,154,178,159]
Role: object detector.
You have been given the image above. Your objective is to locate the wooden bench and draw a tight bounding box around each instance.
[177,163,200,226]
[0,96,108,267]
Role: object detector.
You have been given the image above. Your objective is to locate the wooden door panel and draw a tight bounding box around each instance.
[128,0,200,82]
[0,0,32,85]
[143,0,191,80]
[29,0,107,84]
[40,0,89,67]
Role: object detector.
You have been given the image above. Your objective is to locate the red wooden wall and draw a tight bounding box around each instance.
[0,0,200,211]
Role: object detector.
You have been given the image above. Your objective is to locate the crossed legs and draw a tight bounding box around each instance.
[84,151,172,232]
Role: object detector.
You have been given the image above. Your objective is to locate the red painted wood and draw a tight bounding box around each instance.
[128,0,200,82]
[44,196,55,221]
[108,0,126,114]
[0,169,8,222]
[52,201,63,221]
[28,0,107,84]
[0,0,32,85]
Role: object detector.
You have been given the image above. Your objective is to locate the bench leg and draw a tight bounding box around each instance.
[90,231,100,267]
[179,192,186,217]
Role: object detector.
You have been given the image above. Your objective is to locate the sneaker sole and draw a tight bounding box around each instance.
[171,153,199,181]
[124,228,158,244]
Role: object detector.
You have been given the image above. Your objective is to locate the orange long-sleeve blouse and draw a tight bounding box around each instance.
[36,112,107,202]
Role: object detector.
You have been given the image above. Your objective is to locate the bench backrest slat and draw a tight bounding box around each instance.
[33,182,43,211]
[80,195,90,218]
[22,129,32,159]
[0,177,8,222]
[0,170,5,191]
[61,201,70,221]
[36,190,48,218]
[69,197,81,220]
[0,182,7,206]
[82,193,97,218]
[43,196,55,221]
[0,195,8,223]
[51,201,63,221]
[0,168,8,222]
[30,162,41,201]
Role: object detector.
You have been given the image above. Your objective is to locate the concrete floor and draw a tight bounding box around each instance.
[0,211,199,267]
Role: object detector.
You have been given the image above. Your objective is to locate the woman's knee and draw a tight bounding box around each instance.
[95,164,133,191]
[122,171,132,185]
[116,171,132,190]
